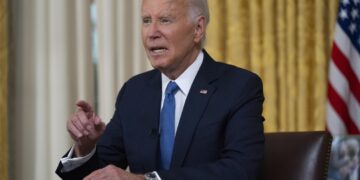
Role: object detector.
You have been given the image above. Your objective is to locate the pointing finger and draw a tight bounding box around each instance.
[76,100,94,117]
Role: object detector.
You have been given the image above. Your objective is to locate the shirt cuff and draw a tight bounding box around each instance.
[153,171,162,180]
[60,145,96,172]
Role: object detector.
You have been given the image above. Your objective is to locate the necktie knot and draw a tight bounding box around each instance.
[165,81,179,95]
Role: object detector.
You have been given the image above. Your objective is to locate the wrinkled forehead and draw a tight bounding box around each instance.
[141,0,189,16]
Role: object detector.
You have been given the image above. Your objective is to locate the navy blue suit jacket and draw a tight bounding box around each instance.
[56,50,265,179]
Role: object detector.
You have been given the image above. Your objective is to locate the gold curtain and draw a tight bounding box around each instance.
[206,0,339,132]
[0,0,8,178]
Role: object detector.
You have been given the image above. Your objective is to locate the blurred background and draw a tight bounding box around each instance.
[0,0,341,179]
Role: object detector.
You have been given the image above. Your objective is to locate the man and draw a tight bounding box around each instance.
[56,0,265,179]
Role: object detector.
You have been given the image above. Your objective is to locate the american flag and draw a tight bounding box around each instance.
[327,0,360,135]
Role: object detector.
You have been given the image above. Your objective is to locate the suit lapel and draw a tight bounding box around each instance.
[171,50,220,168]
[140,71,162,171]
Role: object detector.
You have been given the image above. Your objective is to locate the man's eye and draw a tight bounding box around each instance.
[142,18,151,25]
[160,18,171,24]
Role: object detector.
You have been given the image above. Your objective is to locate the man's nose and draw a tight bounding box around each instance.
[148,22,161,39]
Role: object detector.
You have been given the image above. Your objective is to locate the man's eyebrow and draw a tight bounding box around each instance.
[159,13,175,19]
[141,14,174,20]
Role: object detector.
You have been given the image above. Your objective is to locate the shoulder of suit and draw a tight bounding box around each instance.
[212,61,261,81]
[124,69,160,84]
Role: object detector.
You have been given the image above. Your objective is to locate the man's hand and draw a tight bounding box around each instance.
[84,165,145,180]
[67,100,106,157]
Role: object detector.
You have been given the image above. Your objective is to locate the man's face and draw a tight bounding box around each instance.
[141,0,203,78]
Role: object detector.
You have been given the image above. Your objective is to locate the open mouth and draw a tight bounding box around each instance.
[149,47,168,55]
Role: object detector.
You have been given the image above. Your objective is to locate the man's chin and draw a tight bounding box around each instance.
[149,58,168,67]
[151,64,167,71]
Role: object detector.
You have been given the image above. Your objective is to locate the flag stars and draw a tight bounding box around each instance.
[342,0,350,5]
[354,0,360,5]
[350,23,357,33]
[351,9,359,19]
[340,9,349,20]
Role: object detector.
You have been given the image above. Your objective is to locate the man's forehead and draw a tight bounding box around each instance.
[141,0,188,4]
[141,0,188,15]
[141,0,188,9]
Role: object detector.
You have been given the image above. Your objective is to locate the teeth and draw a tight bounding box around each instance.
[152,48,166,53]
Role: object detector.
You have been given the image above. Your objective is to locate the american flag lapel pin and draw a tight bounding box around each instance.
[200,89,208,94]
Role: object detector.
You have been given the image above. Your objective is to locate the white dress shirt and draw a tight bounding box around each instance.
[161,51,203,134]
[60,51,204,176]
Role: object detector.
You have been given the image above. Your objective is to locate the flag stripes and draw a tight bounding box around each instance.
[327,0,360,135]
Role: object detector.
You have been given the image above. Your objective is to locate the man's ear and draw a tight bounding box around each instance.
[194,16,206,43]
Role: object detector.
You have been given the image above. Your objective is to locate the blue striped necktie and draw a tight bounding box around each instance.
[160,81,179,170]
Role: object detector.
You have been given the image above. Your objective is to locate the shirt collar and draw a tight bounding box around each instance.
[161,51,204,96]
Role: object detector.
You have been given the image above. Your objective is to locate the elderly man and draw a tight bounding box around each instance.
[56,0,265,179]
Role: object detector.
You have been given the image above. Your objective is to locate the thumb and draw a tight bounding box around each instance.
[94,116,106,132]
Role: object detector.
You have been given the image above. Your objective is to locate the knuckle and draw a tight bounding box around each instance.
[71,116,77,123]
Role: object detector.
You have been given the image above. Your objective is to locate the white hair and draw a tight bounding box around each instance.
[187,0,210,47]
[188,0,210,25]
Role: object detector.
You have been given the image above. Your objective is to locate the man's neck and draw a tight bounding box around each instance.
[164,48,202,80]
